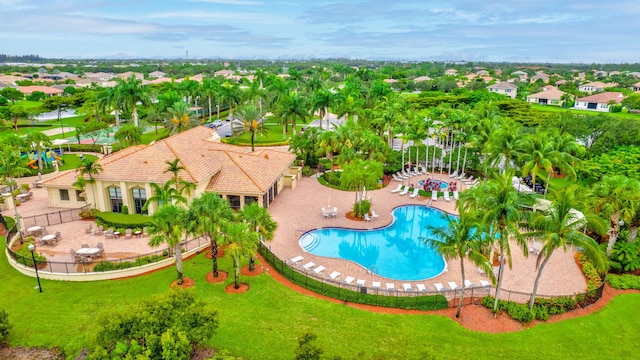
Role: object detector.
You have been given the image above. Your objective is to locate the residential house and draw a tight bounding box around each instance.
[116,72,144,80]
[633,82,640,92]
[413,75,432,82]
[476,70,490,76]
[42,126,299,214]
[526,86,566,106]
[84,72,116,81]
[574,92,626,112]
[578,81,616,93]
[0,75,25,84]
[530,73,549,83]
[214,69,235,78]
[148,71,166,78]
[444,69,458,76]
[18,85,64,97]
[487,82,518,99]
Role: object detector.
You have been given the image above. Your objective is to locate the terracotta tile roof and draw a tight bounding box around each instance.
[42,169,78,187]
[18,86,64,95]
[576,92,626,104]
[527,88,565,100]
[46,126,295,196]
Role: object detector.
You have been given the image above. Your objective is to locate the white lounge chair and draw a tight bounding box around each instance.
[434,283,444,292]
[396,171,408,179]
[480,280,490,288]
[402,283,413,292]
[463,176,475,183]
[465,179,479,186]
[443,191,451,201]
[448,281,459,290]
[344,276,355,285]
[386,283,396,291]
[453,191,459,200]
[290,255,304,263]
[302,262,315,270]
[364,214,373,222]
[402,169,413,178]
[409,188,420,198]
[372,281,381,289]
[416,284,427,292]
[464,279,473,288]
[449,170,458,178]
[390,184,403,193]
[431,190,438,201]
[455,172,466,180]
[371,210,379,220]
[356,279,365,287]
[391,174,403,182]
[313,266,326,274]
[328,271,340,280]
[420,165,429,175]
[399,186,410,196]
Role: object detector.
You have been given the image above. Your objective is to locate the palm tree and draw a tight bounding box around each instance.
[24,130,51,173]
[0,145,30,227]
[116,75,149,127]
[275,91,308,138]
[224,222,259,289]
[219,81,243,120]
[187,193,234,277]
[483,119,521,173]
[97,87,120,125]
[114,123,142,147]
[591,175,640,256]
[232,105,267,152]
[518,129,555,194]
[202,77,221,122]
[310,88,334,130]
[142,182,187,212]
[148,204,188,284]
[164,158,195,197]
[76,158,103,208]
[525,186,608,310]
[239,202,277,271]
[166,101,197,135]
[423,209,494,317]
[460,171,533,312]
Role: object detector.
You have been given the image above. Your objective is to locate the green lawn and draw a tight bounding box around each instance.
[226,123,294,145]
[57,154,99,171]
[530,104,640,120]
[1,238,638,359]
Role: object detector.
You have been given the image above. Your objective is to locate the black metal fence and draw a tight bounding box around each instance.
[22,204,91,228]
[6,232,209,275]
[258,243,606,311]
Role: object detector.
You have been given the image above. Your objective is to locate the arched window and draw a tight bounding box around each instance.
[132,188,147,215]
[108,187,123,213]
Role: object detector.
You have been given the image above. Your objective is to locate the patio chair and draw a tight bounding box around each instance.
[344,276,355,285]
[398,186,410,196]
[96,242,104,257]
[54,231,61,241]
[95,225,103,236]
[371,210,379,220]
[313,266,326,274]
[434,283,444,292]
[328,271,340,280]
[453,191,459,201]
[290,255,304,264]
[104,228,114,238]
[386,283,396,292]
[443,191,451,202]
[26,191,33,200]
[124,228,133,239]
[431,190,439,202]
[364,214,373,222]
[409,188,420,198]
[70,249,83,264]
[391,174,403,182]
[321,208,330,218]
[372,281,381,289]
[390,184,403,193]
[464,280,473,289]
[402,283,413,292]
[81,243,89,248]
[356,279,366,287]
[302,262,315,270]
[85,224,93,234]
[448,281,459,290]
[455,172,466,180]
[331,207,338,218]
[416,284,427,292]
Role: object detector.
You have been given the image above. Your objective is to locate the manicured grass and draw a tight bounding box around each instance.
[14,100,44,109]
[57,154,99,172]
[530,104,640,120]
[226,123,293,145]
[1,237,639,359]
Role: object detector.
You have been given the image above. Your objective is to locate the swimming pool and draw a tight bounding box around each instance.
[417,179,449,189]
[299,205,452,281]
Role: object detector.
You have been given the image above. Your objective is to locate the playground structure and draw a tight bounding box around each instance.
[23,149,64,169]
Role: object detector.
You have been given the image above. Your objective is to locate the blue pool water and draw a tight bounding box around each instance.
[299,205,452,281]
[417,179,449,189]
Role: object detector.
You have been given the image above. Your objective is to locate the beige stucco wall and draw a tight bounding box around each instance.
[47,186,88,209]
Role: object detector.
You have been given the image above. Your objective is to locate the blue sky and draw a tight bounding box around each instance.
[2,0,639,63]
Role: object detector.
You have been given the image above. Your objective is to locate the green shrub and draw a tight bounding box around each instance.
[323,171,341,187]
[607,274,640,290]
[20,183,30,191]
[94,212,151,230]
[578,255,603,290]
[79,208,99,219]
[93,254,167,272]
[506,302,534,323]
[121,205,129,215]
[14,241,47,267]
[609,241,640,273]
[533,305,549,321]
[0,309,11,344]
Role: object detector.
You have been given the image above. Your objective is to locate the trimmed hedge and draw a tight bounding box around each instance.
[607,274,640,290]
[93,254,167,272]
[94,212,151,230]
[482,295,579,323]
[578,255,603,290]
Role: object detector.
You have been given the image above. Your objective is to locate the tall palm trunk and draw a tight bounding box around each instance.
[606,215,621,256]
[492,248,506,312]
[529,254,552,310]
[210,238,219,277]
[456,254,466,318]
[208,96,212,122]
[455,141,462,178]
[132,105,139,127]
[174,243,183,283]
[234,257,241,289]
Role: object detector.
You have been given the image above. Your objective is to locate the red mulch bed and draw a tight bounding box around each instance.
[204,249,225,259]
[254,253,640,333]
[170,277,195,289]
[345,211,365,221]
[205,271,228,283]
[241,264,266,276]
[224,283,249,294]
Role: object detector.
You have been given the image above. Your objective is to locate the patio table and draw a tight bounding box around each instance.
[41,234,56,245]
[76,248,101,256]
